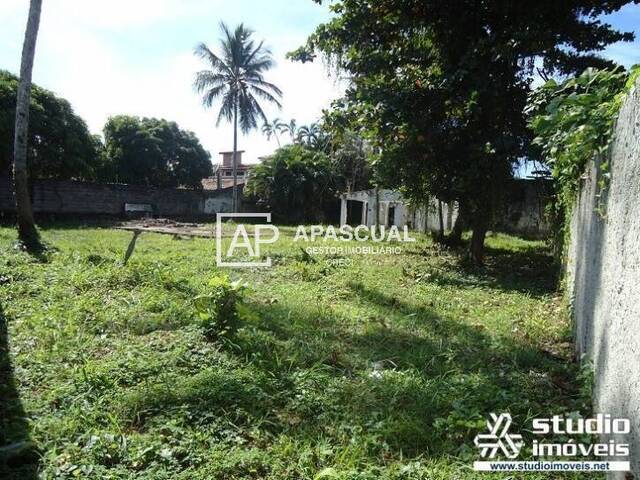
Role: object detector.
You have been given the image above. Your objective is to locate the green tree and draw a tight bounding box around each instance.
[328,129,371,193]
[293,0,635,264]
[102,115,212,188]
[194,22,282,212]
[1,70,101,181]
[245,144,339,223]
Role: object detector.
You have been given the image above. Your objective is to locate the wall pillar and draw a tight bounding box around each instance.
[340,196,348,226]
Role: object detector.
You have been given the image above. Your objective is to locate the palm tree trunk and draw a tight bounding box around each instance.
[232,101,238,213]
[13,0,42,248]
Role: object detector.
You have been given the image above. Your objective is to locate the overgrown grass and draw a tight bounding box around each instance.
[0,224,595,479]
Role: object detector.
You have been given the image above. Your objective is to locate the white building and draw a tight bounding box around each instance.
[339,188,457,233]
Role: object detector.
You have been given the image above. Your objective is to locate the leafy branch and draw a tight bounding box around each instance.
[526,66,640,218]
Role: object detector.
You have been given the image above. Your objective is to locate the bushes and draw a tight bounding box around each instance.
[194,276,246,339]
[244,144,340,223]
[526,66,640,260]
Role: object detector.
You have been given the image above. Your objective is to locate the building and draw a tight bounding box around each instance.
[339,188,457,233]
[340,180,551,237]
[202,151,254,190]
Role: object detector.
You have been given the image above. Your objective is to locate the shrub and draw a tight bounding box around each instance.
[194,275,246,339]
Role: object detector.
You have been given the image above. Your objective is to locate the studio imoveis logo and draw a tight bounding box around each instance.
[474,413,524,459]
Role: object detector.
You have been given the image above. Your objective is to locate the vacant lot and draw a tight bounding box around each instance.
[0,224,594,479]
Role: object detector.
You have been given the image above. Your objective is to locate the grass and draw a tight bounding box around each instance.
[0,223,596,479]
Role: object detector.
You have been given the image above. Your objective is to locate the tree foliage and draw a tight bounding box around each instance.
[296,122,331,152]
[261,117,283,146]
[0,70,100,181]
[527,66,639,218]
[326,129,371,192]
[292,0,636,263]
[102,115,212,188]
[245,144,339,223]
[193,23,282,133]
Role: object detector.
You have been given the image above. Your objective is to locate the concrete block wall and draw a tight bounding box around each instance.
[0,178,235,217]
[566,78,640,477]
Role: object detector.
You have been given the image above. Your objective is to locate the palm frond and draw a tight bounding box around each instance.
[201,84,228,108]
[193,42,230,75]
[244,40,269,68]
[195,22,281,135]
[248,84,282,109]
[216,90,236,127]
[193,71,227,94]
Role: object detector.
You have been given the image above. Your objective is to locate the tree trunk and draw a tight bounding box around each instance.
[437,200,444,240]
[13,0,42,248]
[232,101,238,213]
[447,206,465,245]
[469,217,488,265]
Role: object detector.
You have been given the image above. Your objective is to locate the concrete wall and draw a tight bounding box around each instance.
[496,179,552,237]
[0,178,235,217]
[566,79,640,477]
[203,187,235,214]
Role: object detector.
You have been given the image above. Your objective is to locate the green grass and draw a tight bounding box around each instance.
[0,223,595,479]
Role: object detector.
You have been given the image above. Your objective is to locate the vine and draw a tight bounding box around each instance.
[526,66,640,249]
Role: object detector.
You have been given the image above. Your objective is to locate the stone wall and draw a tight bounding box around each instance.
[566,78,640,477]
[0,178,235,217]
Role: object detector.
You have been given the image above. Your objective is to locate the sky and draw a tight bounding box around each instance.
[0,0,346,165]
[1,1,639,167]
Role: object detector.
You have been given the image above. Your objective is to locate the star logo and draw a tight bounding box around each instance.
[474,413,523,459]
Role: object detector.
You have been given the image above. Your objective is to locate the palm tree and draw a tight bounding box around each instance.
[13,0,43,248]
[261,117,282,147]
[296,123,315,145]
[297,122,329,150]
[277,118,297,143]
[194,22,282,212]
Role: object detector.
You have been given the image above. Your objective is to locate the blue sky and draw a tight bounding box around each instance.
[1,1,639,165]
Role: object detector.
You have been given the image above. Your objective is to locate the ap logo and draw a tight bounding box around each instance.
[216,213,279,267]
[474,413,523,459]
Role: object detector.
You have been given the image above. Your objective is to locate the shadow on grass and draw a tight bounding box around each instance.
[469,244,559,297]
[405,242,559,298]
[0,302,38,479]
[122,273,581,460]
[238,284,578,457]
